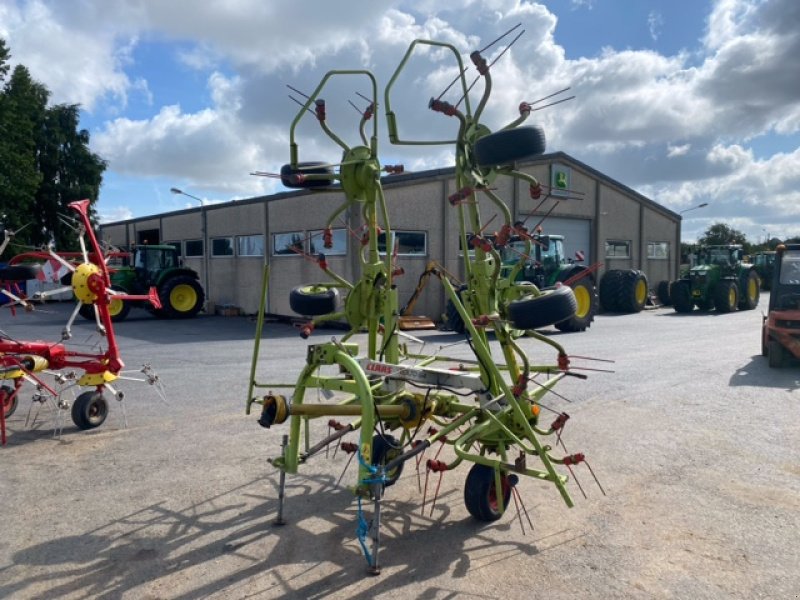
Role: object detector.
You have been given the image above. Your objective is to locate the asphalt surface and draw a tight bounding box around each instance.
[1,297,798,599]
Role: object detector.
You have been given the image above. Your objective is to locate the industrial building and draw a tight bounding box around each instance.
[99,151,681,319]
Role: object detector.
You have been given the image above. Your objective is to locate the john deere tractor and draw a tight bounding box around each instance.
[79,244,205,321]
[447,233,597,333]
[752,251,776,290]
[670,244,759,313]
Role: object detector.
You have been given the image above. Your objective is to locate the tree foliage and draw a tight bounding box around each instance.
[698,223,748,247]
[0,38,106,252]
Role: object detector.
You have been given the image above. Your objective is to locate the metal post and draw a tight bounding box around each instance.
[274,434,288,526]
[368,482,382,575]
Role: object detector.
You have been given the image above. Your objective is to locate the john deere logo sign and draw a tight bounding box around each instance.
[551,164,570,197]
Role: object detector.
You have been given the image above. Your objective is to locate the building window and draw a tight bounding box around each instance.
[237,234,264,257]
[164,241,182,257]
[647,241,669,260]
[185,239,204,257]
[605,240,631,258]
[273,231,304,256]
[309,228,347,256]
[211,237,234,257]
[378,230,427,256]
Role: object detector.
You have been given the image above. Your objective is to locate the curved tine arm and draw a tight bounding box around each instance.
[384,39,470,146]
[289,70,379,166]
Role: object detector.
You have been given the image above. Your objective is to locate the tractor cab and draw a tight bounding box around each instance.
[770,246,800,310]
[133,245,180,285]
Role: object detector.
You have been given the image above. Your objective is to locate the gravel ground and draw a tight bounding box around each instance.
[1,296,798,600]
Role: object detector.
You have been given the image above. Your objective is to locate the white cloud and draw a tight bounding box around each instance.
[667,143,691,157]
[648,11,664,42]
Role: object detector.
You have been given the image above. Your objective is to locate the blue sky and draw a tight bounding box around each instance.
[2,0,799,243]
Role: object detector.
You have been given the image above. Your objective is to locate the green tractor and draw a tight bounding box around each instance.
[670,244,759,313]
[80,244,205,321]
[446,234,598,333]
[752,251,776,290]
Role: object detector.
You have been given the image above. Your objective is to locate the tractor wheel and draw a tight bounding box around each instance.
[768,340,788,368]
[464,464,512,522]
[714,280,738,313]
[159,276,205,318]
[670,281,694,313]
[444,285,468,334]
[71,391,109,430]
[289,285,338,316]
[554,278,597,332]
[106,289,131,322]
[600,270,648,313]
[656,280,672,306]
[507,285,577,331]
[78,303,95,321]
[739,270,760,310]
[473,126,546,168]
[598,270,624,311]
[1,385,18,418]
[280,162,335,189]
[371,434,404,488]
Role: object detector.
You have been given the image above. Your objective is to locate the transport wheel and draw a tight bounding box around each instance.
[280,162,335,189]
[714,280,738,313]
[159,276,204,318]
[473,126,546,168]
[739,270,760,310]
[71,391,109,430]
[464,463,511,522]
[507,285,577,331]
[768,340,788,368]
[656,280,671,306]
[371,434,404,487]
[1,385,18,418]
[289,285,338,316]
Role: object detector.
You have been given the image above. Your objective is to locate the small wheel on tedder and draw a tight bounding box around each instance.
[71,391,109,430]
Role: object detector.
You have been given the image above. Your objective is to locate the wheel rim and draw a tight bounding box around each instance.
[170,284,198,312]
[635,279,647,305]
[573,284,591,318]
[728,286,736,308]
[108,297,124,317]
[87,396,108,425]
[748,278,757,302]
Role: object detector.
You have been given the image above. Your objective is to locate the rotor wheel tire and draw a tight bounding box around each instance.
[444,285,468,334]
[600,270,648,313]
[78,303,95,321]
[371,434,404,487]
[473,126,546,168]
[714,280,738,313]
[507,285,577,331]
[656,280,672,306]
[739,270,760,310]
[107,289,131,322]
[768,340,788,368]
[71,391,109,430]
[289,285,339,317]
[671,281,694,313]
[159,276,205,319]
[554,278,597,332]
[464,463,512,522]
[1,385,18,418]
[280,162,335,189]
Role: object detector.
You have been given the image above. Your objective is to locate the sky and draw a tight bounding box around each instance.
[1,0,798,244]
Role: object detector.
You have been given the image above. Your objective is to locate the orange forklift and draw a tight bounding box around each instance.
[762,243,800,367]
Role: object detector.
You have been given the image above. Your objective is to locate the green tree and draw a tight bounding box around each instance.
[698,222,750,249]
[0,38,106,252]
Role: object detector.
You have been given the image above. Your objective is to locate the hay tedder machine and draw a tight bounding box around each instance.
[248,28,606,573]
[0,200,164,445]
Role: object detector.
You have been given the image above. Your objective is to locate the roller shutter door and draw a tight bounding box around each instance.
[521,216,591,263]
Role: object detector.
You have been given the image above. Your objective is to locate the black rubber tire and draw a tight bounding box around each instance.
[1,385,18,418]
[106,294,131,322]
[158,276,205,319]
[371,433,404,487]
[656,280,672,306]
[714,280,738,313]
[768,340,787,368]
[0,265,39,281]
[599,270,624,312]
[671,281,694,313]
[444,285,468,334]
[761,329,768,357]
[600,270,648,313]
[554,277,597,332]
[280,162,335,189]
[289,285,338,316]
[507,285,577,331]
[473,126,546,168]
[464,463,511,522]
[78,303,95,321]
[71,391,109,430]
[739,270,760,310]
